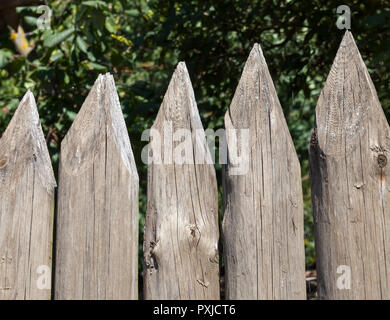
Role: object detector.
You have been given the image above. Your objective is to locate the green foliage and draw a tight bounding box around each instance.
[1,0,390,273]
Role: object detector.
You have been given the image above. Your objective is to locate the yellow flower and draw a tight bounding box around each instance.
[9,26,32,56]
[111,34,133,47]
[144,10,154,20]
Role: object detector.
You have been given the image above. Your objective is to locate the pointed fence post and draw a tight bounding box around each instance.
[54,74,139,300]
[309,31,390,299]
[143,62,220,299]
[222,44,306,300]
[0,91,56,300]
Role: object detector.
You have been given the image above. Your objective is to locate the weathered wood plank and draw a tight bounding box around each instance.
[222,44,306,300]
[54,74,139,300]
[309,31,390,299]
[0,91,56,300]
[143,62,220,299]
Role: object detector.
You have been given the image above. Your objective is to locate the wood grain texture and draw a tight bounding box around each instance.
[222,44,306,300]
[54,74,139,300]
[309,31,390,299]
[143,62,220,300]
[0,91,56,300]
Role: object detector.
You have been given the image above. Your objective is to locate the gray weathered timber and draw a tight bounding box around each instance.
[54,74,139,300]
[309,31,390,300]
[143,62,220,300]
[0,91,56,300]
[222,44,306,300]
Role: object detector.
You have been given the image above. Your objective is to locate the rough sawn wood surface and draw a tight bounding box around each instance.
[54,74,139,300]
[310,31,390,299]
[0,91,56,300]
[223,44,306,300]
[143,62,220,300]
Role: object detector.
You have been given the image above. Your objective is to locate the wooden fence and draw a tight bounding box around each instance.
[309,31,390,299]
[0,31,388,300]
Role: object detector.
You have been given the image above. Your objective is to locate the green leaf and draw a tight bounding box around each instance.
[54,122,64,131]
[125,9,140,16]
[0,49,13,68]
[87,51,96,62]
[24,16,38,27]
[65,110,77,121]
[41,29,53,41]
[24,81,35,90]
[44,28,75,48]
[81,1,108,8]
[64,73,70,84]
[105,16,117,33]
[76,36,88,53]
[88,62,107,71]
[50,50,64,62]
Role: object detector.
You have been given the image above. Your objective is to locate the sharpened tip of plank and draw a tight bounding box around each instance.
[101,73,138,178]
[173,61,191,85]
[151,61,215,165]
[251,43,262,56]
[154,61,202,130]
[249,43,266,62]
[337,30,357,53]
[314,28,383,156]
[341,29,353,43]
[176,61,187,71]
[61,73,138,177]
[226,41,282,130]
[0,90,56,192]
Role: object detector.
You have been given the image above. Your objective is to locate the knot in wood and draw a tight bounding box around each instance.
[209,248,219,264]
[378,154,387,168]
[147,240,159,271]
[310,129,318,148]
[0,156,8,169]
[149,240,159,254]
[186,224,201,244]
